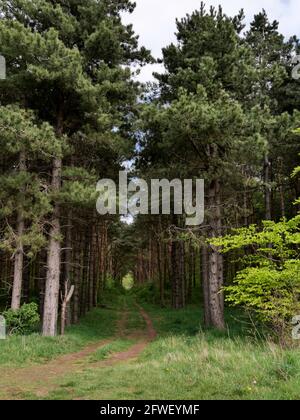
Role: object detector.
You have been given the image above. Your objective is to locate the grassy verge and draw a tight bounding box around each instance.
[45,300,300,400]
[88,339,135,362]
[2,293,300,400]
[0,305,119,368]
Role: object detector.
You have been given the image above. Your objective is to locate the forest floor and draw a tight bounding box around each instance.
[0,293,300,400]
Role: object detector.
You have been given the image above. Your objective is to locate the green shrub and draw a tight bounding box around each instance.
[225,261,300,326]
[2,303,40,335]
[212,216,300,340]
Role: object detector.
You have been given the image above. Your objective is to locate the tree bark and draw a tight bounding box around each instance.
[11,150,26,310]
[43,99,64,336]
[187,241,193,304]
[278,157,286,219]
[63,210,73,327]
[72,229,81,324]
[171,240,184,309]
[202,244,211,327]
[60,281,74,336]
[42,156,62,336]
[264,154,272,220]
[157,238,165,307]
[208,179,225,330]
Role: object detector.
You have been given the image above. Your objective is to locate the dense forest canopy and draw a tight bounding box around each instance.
[0,1,299,344]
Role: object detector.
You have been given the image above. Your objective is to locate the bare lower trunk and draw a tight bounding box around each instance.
[64,210,73,327]
[61,300,67,336]
[187,242,193,304]
[171,240,184,309]
[217,252,224,313]
[89,222,96,309]
[180,242,186,308]
[60,281,74,336]
[278,158,286,219]
[243,190,248,226]
[81,227,90,316]
[11,150,26,310]
[157,239,165,307]
[202,245,211,327]
[208,247,224,329]
[92,220,99,307]
[72,230,81,324]
[11,216,25,310]
[38,250,47,318]
[208,179,225,330]
[264,154,272,220]
[279,184,286,219]
[42,157,62,336]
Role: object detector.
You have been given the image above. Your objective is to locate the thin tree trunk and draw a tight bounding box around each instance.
[81,226,90,315]
[187,241,193,304]
[264,154,272,220]
[171,240,184,309]
[72,229,81,324]
[192,247,196,288]
[202,244,211,327]
[180,241,186,308]
[157,239,165,307]
[60,281,74,336]
[278,157,286,219]
[11,150,26,310]
[89,223,95,309]
[217,252,224,313]
[208,179,225,330]
[93,220,100,307]
[38,250,47,318]
[64,210,73,327]
[243,190,248,226]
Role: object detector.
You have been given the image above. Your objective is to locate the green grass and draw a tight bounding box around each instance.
[88,339,135,362]
[0,306,119,367]
[2,294,300,400]
[0,290,131,368]
[142,303,264,341]
[125,307,145,331]
[41,301,300,400]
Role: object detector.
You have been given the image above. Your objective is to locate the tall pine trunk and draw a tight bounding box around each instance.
[11,150,26,310]
[42,156,62,336]
[207,180,225,330]
[43,103,64,337]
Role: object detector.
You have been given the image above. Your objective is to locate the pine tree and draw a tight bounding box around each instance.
[0,106,60,310]
[244,10,300,221]
[0,0,150,335]
[139,5,259,328]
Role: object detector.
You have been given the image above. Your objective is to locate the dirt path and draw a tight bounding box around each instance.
[95,304,157,367]
[0,305,156,399]
[0,338,112,398]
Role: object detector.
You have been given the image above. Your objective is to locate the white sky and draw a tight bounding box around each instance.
[122,0,300,82]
